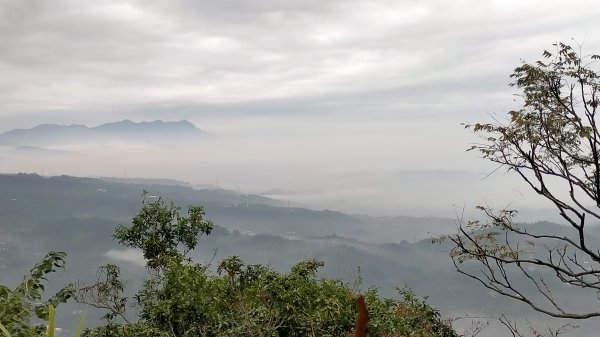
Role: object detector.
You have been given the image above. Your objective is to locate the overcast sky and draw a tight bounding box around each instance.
[2,0,600,217]
[2,0,599,127]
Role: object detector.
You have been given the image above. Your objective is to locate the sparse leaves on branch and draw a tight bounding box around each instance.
[442,42,600,320]
[73,264,129,324]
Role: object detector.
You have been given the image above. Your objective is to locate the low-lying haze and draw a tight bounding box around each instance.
[0,117,558,221]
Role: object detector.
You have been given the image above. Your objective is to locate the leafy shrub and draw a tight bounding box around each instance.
[3,196,458,337]
[82,255,457,337]
[82,323,169,337]
[0,252,73,337]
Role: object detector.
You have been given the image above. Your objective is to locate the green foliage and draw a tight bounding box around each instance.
[0,252,74,337]
[139,259,287,336]
[85,255,456,337]
[73,264,128,324]
[468,42,600,168]
[87,197,458,337]
[2,196,457,337]
[364,288,457,337]
[46,305,54,337]
[1,304,87,337]
[82,323,170,337]
[113,193,214,269]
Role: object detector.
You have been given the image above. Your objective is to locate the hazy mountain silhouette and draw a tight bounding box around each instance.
[0,120,206,147]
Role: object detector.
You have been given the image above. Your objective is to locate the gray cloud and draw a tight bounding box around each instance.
[1,0,599,126]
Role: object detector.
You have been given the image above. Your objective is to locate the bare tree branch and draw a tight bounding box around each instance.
[440,43,600,320]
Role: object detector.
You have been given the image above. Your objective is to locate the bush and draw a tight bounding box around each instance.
[0,252,73,337]
[3,197,458,337]
[83,256,457,337]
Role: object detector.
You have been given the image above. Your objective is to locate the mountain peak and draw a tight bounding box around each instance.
[94,119,200,129]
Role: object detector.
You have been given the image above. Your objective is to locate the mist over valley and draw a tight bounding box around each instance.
[0,119,560,222]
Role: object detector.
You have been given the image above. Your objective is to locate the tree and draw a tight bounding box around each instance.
[81,196,458,337]
[73,264,129,324]
[113,193,214,270]
[442,42,600,319]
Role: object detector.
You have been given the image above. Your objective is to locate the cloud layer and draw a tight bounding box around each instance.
[2,0,599,126]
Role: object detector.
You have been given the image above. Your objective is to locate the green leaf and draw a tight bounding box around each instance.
[74,306,88,337]
[46,304,55,337]
[0,322,12,337]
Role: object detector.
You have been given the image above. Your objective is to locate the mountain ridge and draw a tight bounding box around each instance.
[0,120,206,147]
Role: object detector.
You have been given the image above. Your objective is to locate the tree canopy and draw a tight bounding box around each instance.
[101,196,459,337]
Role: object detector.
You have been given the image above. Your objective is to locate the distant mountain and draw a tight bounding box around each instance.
[0,120,207,147]
[0,173,451,242]
[98,176,194,187]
